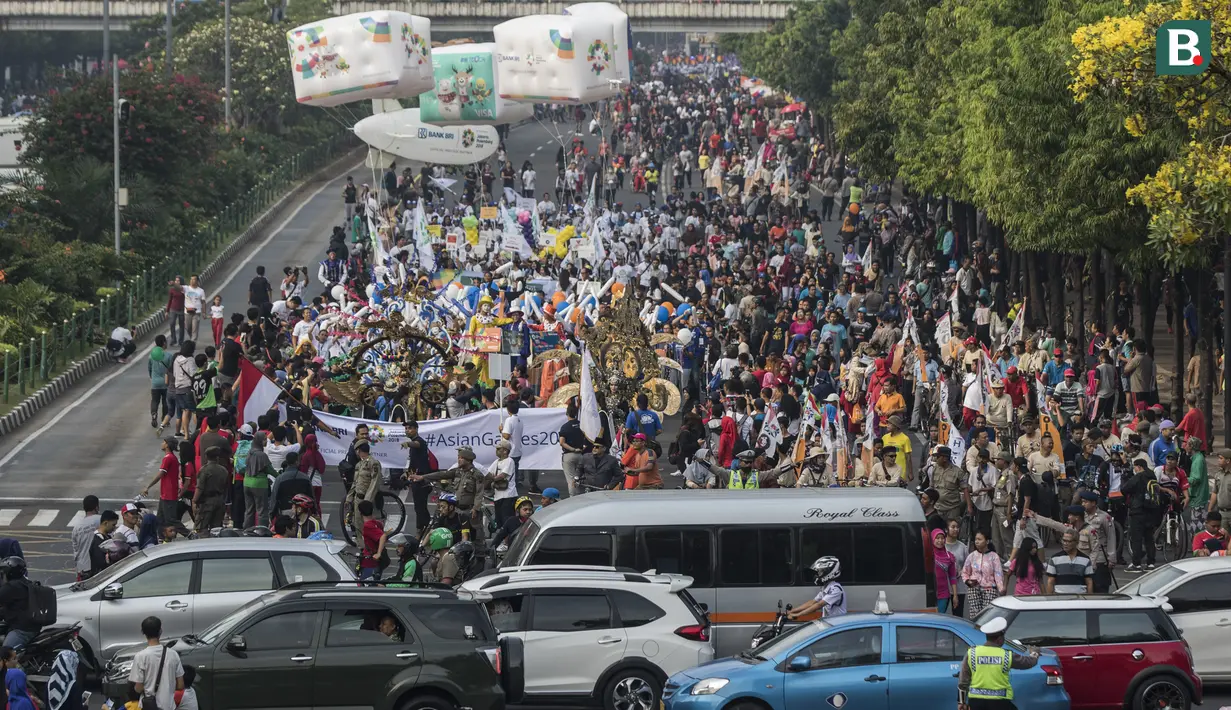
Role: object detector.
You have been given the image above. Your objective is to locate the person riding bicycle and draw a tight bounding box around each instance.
[0,557,39,650]
[428,493,471,542]
[538,488,560,511]
[787,556,846,619]
[289,494,323,539]
[492,496,535,550]
[423,527,463,585]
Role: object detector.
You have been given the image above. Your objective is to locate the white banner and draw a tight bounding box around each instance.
[314,408,569,471]
[934,312,952,347]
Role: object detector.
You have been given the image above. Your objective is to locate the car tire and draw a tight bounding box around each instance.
[500,636,525,704]
[1132,675,1191,710]
[399,692,458,710]
[603,668,660,710]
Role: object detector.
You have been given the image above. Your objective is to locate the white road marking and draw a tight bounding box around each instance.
[30,509,59,526]
[66,510,86,528]
[321,513,331,528]
[0,162,364,474]
[0,509,18,526]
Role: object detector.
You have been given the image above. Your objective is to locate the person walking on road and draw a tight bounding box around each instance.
[129,616,184,710]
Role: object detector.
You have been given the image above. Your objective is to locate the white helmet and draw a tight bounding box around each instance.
[810,556,841,585]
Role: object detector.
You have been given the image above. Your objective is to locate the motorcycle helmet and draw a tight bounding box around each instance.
[810,556,841,585]
[307,531,334,541]
[216,528,242,538]
[452,540,476,570]
[243,526,274,537]
[0,556,27,579]
[428,527,454,552]
[100,538,131,562]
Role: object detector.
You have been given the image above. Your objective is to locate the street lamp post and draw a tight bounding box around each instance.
[224,0,232,128]
[165,0,174,77]
[113,55,121,256]
[102,0,110,75]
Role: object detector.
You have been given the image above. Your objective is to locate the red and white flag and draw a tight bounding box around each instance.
[237,358,281,426]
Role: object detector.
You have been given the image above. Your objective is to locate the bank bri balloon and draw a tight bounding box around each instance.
[288,11,433,107]
[354,108,500,165]
[418,43,534,127]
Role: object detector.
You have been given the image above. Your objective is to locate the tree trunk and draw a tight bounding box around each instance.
[1172,278,1185,409]
[964,203,978,255]
[1224,239,1231,448]
[1048,253,1065,340]
[1026,253,1044,328]
[1091,250,1105,334]
[1203,269,1216,445]
[1076,256,1087,356]
[1140,277,1157,350]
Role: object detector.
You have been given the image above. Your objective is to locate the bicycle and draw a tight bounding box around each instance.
[1154,505,1190,563]
[339,487,407,547]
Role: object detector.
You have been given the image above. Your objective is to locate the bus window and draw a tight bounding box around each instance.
[529,530,614,566]
[719,528,793,586]
[799,527,854,586]
[636,529,713,586]
[857,526,908,584]
[799,525,911,586]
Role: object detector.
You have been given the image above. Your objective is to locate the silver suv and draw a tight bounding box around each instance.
[56,538,354,664]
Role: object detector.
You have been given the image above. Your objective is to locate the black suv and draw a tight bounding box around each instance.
[101,582,524,710]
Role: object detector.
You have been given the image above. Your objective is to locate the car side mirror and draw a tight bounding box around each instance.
[788,655,810,672]
[226,635,247,654]
[102,582,124,600]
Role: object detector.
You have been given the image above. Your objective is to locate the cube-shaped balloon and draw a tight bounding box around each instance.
[564,3,632,84]
[494,15,620,105]
[288,12,433,107]
[418,43,533,126]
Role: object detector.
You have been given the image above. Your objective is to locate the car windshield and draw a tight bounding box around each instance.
[747,619,830,658]
[1116,564,1186,597]
[501,519,540,568]
[69,550,149,591]
[194,595,273,645]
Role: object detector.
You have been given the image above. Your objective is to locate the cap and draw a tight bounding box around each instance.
[736,450,756,462]
[1006,366,1018,375]
[1150,403,1165,411]
[996,451,1012,463]
[825,393,840,402]
[457,446,477,461]
[1079,490,1099,502]
[632,433,647,441]
[1165,450,1179,460]
[887,415,903,427]
[992,380,1004,388]
[1065,505,1085,517]
[1053,348,1063,356]
[935,446,951,456]
[980,617,1008,636]
[1219,449,1231,459]
[1063,368,1076,377]
[965,336,977,346]
[1160,419,1176,429]
[239,423,254,435]
[121,503,140,514]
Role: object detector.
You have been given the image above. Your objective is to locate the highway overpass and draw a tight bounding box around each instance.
[0,0,791,32]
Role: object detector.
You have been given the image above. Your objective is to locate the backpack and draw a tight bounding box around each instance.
[732,415,752,455]
[26,580,56,626]
[1144,479,1164,509]
[233,439,252,474]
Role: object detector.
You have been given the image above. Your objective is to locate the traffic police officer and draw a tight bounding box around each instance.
[958,617,1040,710]
[727,451,760,489]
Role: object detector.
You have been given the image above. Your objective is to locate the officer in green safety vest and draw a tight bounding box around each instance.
[727,450,759,489]
[957,617,1039,710]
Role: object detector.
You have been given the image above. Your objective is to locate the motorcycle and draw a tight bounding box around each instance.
[749,600,793,650]
[13,623,97,707]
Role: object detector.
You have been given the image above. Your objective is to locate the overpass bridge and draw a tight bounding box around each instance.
[0,0,791,32]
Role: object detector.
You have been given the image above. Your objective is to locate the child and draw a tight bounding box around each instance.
[123,686,142,710]
[175,664,199,709]
[209,294,224,347]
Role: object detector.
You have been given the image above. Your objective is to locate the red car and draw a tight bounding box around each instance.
[975,594,1201,710]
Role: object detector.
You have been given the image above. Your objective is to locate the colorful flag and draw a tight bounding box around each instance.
[934,312,952,347]
[1000,297,1026,350]
[237,358,281,426]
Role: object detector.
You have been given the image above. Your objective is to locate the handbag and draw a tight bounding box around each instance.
[142,646,169,710]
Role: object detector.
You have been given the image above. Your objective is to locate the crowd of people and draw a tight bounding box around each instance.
[74,49,1219,602]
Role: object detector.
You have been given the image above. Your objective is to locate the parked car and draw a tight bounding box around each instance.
[102,582,523,710]
[1116,556,1231,682]
[662,605,1068,710]
[462,565,715,710]
[974,594,1202,710]
[56,538,354,666]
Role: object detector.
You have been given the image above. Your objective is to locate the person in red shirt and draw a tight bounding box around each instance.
[141,437,182,530]
[1175,393,1206,452]
[1191,511,1228,555]
[1002,366,1029,410]
[358,499,388,580]
[177,439,197,527]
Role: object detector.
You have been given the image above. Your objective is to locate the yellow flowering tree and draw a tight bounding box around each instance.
[1072,1,1231,267]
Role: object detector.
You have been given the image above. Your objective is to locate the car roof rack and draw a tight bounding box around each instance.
[278,580,456,592]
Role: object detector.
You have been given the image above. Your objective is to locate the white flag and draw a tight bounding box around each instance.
[579,347,602,441]
[934,312,952,347]
[758,409,784,451]
[861,237,874,274]
[947,423,966,467]
[938,377,951,424]
[1000,298,1026,350]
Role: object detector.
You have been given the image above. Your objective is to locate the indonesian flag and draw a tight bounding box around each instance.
[237,358,281,426]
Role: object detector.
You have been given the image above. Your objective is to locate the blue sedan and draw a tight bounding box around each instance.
[663,611,1069,710]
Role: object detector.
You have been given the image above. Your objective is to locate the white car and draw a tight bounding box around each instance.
[55,537,354,665]
[1116,555,1231,681]
[461,565,715,710]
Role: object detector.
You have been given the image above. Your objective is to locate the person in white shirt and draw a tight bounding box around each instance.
[486,440,519,523]
[521,165,537,198]
[182,275,206,342]
[129,616,184,710]
[108,322,136,361]
[501,400,526,489]
[115,503,142,547]
[265,424,302,470]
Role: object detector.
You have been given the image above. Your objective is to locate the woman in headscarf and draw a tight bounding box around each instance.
[137,512,161,550]
[932,528,958,615]
[5,666,37,710]
[243,432,275,528]
[299,433,328,512]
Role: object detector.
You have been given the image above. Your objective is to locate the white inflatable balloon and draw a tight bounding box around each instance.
[419,43,534,126]
[353,108,499,165]
[563,3,632,84]
[288,12,433,108]
[677,327,693,346]
[494,15,620,105]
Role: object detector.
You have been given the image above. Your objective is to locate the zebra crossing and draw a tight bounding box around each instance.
[0,505,333,531]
